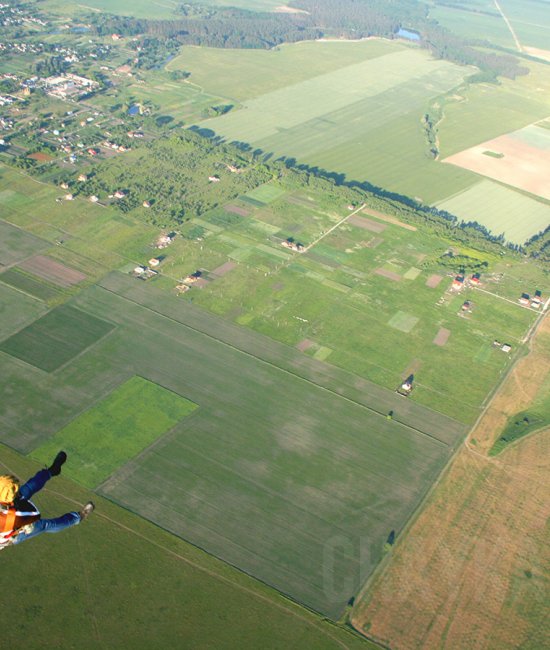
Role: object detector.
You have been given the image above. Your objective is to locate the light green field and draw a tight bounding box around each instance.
[168,40,405,101]
[501,0,550,49]
[197,48,472,203]
[1,446,377,650]
[435,180,550,244]
[40,0,181,19]
[428,4,516,48]
[0,268,64,303]
[33,376,197,487]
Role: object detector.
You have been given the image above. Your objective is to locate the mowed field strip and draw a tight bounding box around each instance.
[0,274,466,618]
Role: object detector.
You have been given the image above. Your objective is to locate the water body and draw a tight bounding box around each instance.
[397,28,421,41]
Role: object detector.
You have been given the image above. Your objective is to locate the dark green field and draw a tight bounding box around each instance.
[0,268,64,302]
[0,303,115,372]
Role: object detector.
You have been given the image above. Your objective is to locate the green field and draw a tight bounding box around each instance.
[33,376,198,487]
[39,0,182,19]
[197,47,471,203]
[0,268,64,302]
[0,275,466,617]
[435,180,550,244]
[0,303,115,372]
[0,219,49,266]
[0,446,377,650]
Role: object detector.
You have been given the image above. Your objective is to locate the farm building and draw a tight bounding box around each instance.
[470,273,481,285]
[451,275,465,291]
[519,293,530,305]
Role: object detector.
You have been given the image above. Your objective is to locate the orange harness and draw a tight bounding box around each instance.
[0,503,41,539]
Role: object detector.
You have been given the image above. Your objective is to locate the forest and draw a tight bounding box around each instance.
[86,0,528,79]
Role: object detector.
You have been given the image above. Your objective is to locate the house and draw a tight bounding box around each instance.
[142,200,151,208]
[78,173,87,182]
[208,175,220,183]
[114,190,126,199]
[64,193,73,201]
[451,275,464,290]
[470,272,481,285]
[87,148,98,156]
[501,344,512,353]
[519,293,530,306]
[461,300,471,311]
[148,258,160,267]
[89,195,99,202]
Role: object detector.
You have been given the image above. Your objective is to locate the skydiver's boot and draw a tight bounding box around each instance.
[79,502,95,521]
[48,451,67,477]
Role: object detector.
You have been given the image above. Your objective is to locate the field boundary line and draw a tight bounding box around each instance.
[96,283,452,447]
[0,457,356,650]
[493,0,523,52]
[304,203,366,252]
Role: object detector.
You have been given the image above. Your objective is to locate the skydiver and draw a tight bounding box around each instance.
[0,452,94,550]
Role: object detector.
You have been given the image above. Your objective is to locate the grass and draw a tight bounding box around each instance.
[0,303,115,372]
[39,0,182,19]
[0,445,379,650]
[489,410,547,455]
[0,282,47,341]
[32,376,198,487]
[435,180,550,244]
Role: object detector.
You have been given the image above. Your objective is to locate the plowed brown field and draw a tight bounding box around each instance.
[351,315,550,650]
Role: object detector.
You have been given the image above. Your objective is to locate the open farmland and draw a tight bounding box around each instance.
[352,315,550,650]
[196,46,473,203]
[435,179,550,244]
[442,124,550,202]
[0,447,377,650]
[0,275,466,618]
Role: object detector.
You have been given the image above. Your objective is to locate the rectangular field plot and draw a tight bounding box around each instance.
[0,220,48,267]
[242,183,286,205]
[435,180,550,244]
[443,125,550,202]
[32,376,197,487]
[0,303,114,372]
[0,268,63,302]
[19,255,87,287]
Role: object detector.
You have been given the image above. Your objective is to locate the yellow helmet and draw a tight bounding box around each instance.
[0,475,20,503]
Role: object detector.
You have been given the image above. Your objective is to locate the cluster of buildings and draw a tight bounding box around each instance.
[42,74,98,100]
[281,238,305,253]
[451,272,481,292]
[519,289,543,309]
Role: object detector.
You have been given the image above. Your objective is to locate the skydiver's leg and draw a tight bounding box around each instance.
[18,452,67,500]
[11,512,81,545]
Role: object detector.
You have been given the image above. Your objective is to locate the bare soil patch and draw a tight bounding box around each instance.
[225,204,250,217]
[19,255,86,287]
[523,46,550,62]
[426,274,443,288]
[366,237,384,248]
[433,327,450,346]
[375,268,401,281]
[348,215,387,233]
[351,315,550,650]
[210,261,237,278]
[296,339,314,352]
[27,152,54,162]
[362,208,417,231]
[443,134,550,200]
[193,278,210,288]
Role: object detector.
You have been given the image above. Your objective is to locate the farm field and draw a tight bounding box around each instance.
[33,376,198,487]
[435,180,550,244]
[352,315,550,650]
[0,276,465,618]
[39,0,182,19]
[442,124,550,203]
[197,47,472,204]
[0,446,377,650]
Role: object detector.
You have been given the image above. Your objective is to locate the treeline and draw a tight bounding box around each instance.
[85,0,528,79]
[523,226,550,264]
